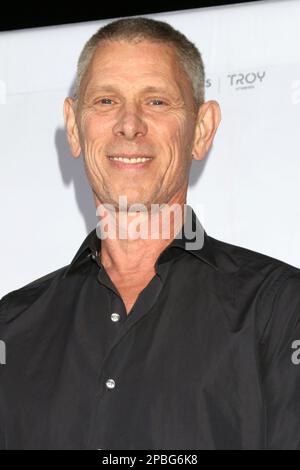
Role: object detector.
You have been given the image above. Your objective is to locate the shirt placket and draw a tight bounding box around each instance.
[86,254,171,449]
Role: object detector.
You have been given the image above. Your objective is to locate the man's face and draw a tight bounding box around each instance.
[68,39,201,209]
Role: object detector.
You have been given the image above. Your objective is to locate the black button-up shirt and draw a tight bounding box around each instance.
[1,207,300,450]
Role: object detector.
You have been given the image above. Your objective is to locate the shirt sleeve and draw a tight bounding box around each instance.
[259,270,300,449]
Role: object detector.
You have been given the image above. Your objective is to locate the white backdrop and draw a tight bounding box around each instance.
[0,0,300,298]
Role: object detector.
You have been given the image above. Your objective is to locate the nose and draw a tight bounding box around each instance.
[112,102,148,140]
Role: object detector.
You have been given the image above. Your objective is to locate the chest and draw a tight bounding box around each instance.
[108,271,156,315]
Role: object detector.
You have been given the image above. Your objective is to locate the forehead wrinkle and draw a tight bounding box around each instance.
[80,45,194,109]
[84,83,184,102]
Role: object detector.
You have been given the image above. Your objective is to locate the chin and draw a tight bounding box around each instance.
[110,191,149,210]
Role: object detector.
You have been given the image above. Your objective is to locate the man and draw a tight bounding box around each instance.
[0,16,300,450]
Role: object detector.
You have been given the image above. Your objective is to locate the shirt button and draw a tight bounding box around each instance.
[105,378,116,390]
[110,312,120,322]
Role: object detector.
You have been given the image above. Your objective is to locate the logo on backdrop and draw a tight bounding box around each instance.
[204,71,266,94]
[227,71,266,90]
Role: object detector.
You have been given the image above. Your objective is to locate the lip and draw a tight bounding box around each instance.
[107,154,154,170]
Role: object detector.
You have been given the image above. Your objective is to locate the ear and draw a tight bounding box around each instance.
[63,97,81,158]
[191,100,221,161]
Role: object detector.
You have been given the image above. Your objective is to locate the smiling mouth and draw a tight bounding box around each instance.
[107,155,154,164]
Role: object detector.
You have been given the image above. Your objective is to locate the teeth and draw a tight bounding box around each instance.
[109,156,152,163]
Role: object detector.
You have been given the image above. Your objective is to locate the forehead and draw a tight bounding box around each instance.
[82,39,191,95]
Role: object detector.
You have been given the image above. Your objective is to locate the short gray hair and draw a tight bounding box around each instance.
[73,17,205,108]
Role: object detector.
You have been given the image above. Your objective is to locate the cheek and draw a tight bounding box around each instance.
[81,112,105,139]
[79,112,110,156]
[166,119,194,177]
[175,116,195,160]
[156,114,191,157]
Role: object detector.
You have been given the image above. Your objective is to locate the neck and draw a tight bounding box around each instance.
[95,193,188,275]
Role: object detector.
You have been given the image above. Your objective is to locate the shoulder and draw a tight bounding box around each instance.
[208,233,299,275]
[208,234,299,288]
[0,265,69,325]
[206,234,300,334]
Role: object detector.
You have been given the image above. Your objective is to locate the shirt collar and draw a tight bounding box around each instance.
[154,205,218,271]
[63,205,219,278]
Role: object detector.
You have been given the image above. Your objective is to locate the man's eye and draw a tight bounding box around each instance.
[97,98,114,105]
[149,99,166,106]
